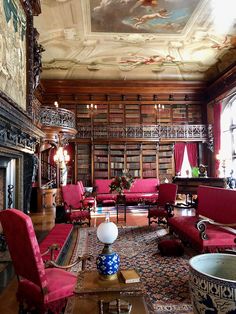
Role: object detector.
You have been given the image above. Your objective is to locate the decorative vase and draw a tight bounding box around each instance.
[96,251,120,280]
[189,253,236,314]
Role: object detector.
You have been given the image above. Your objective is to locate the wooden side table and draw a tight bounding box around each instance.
[66,294,149,314]
[66,270,150,314]
[74,270,143,295]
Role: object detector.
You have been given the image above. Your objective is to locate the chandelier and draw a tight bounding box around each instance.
[53,147,70,164]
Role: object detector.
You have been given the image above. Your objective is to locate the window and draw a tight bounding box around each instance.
[180,146,192,177]
[221,97,236,178]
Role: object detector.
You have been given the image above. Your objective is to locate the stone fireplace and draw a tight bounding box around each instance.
[0,147,24,211]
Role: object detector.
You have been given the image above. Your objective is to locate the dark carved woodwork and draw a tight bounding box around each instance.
[33,28,45,91]
[0,1,44,216]
[31,0,42,16]
[207,63,236,103]
[24,153,39,213]
[32,96,42,126]
[0,96,44,154]
[39,79,207,105]
[76,124,211,142]
[7,185,14,209]
[196,220,208,240]
[0,234,7,252]
[40,106,76,129]
[39,106,77,144]
[23,0,34,117]
[0,118,39,153]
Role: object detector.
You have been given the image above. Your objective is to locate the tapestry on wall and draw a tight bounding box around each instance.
[0,0,27,110]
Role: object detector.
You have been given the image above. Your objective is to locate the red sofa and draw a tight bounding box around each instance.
[95,178,160,205]
[168,185,236,252]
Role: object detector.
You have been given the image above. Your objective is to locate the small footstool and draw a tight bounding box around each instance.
[158,238,184,256]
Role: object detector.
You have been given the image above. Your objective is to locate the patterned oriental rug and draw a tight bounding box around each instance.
[64,226,194,314]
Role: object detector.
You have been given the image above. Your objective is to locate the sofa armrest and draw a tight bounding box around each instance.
[196,218,236,240]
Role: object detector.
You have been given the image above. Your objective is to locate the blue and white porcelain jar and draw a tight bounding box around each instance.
[189,253,236,314]
[96,252,120,280]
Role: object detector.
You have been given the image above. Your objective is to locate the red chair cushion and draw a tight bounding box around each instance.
[66,210,90,221]
[158,239,184,256]
[18,268,77,307]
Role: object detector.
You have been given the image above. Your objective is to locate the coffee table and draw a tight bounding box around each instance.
[67,270,150,314]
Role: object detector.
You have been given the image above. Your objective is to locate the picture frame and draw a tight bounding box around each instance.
[0,0,34,115]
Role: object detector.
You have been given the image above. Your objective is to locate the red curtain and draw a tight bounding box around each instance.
[186,143,198,168]
[174,142,186,174]
[213,103,222,177]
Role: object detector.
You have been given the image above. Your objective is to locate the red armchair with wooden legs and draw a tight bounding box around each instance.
[148,183,178,225]
[61,184,93,226]
[77,181,97,209]
[0,209,89,314]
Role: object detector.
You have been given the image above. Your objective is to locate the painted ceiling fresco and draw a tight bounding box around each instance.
[90,0,200,34]
[35,0,236,81]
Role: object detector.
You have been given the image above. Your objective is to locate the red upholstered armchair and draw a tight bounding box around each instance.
[0,209,89,314]
[77,181,97,209]
[61,184,92,225]
[148,183,177,225]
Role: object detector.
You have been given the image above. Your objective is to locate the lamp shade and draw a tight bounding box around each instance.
[97,221,118,244]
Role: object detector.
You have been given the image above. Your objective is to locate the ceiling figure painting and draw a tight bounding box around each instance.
[90,0,200,34]
[35,0,236,81]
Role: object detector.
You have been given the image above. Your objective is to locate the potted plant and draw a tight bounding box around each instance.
[109,172,134,199]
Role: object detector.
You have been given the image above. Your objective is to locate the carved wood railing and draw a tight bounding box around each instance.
[77,124,213,142]
[40,106,76,129]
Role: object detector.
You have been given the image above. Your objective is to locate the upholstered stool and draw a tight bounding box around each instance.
[158,238,184,256]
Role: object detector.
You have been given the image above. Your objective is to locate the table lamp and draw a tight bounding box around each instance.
[96,212,120,280]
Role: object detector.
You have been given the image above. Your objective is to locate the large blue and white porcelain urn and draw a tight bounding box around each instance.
[96,213,120,280]
[189,253,236,314]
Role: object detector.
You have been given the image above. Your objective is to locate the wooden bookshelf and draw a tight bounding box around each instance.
[110,144,125,177]
[172,104,187,124]
[158,143,174,183]
[187,104,202,123]
[76,104,90,124]
[141,105,156,124]
[74,101,203,128]
[93,144,109,179]
[142,143,157,178]
[76,143,91,185]
[159,104,172,124]
[125,104,140,124]
[109,103,125,124]
[126,143,141,178]
[93,104,108,124]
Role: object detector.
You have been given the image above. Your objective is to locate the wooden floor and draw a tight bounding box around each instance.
[0,204,195,314]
